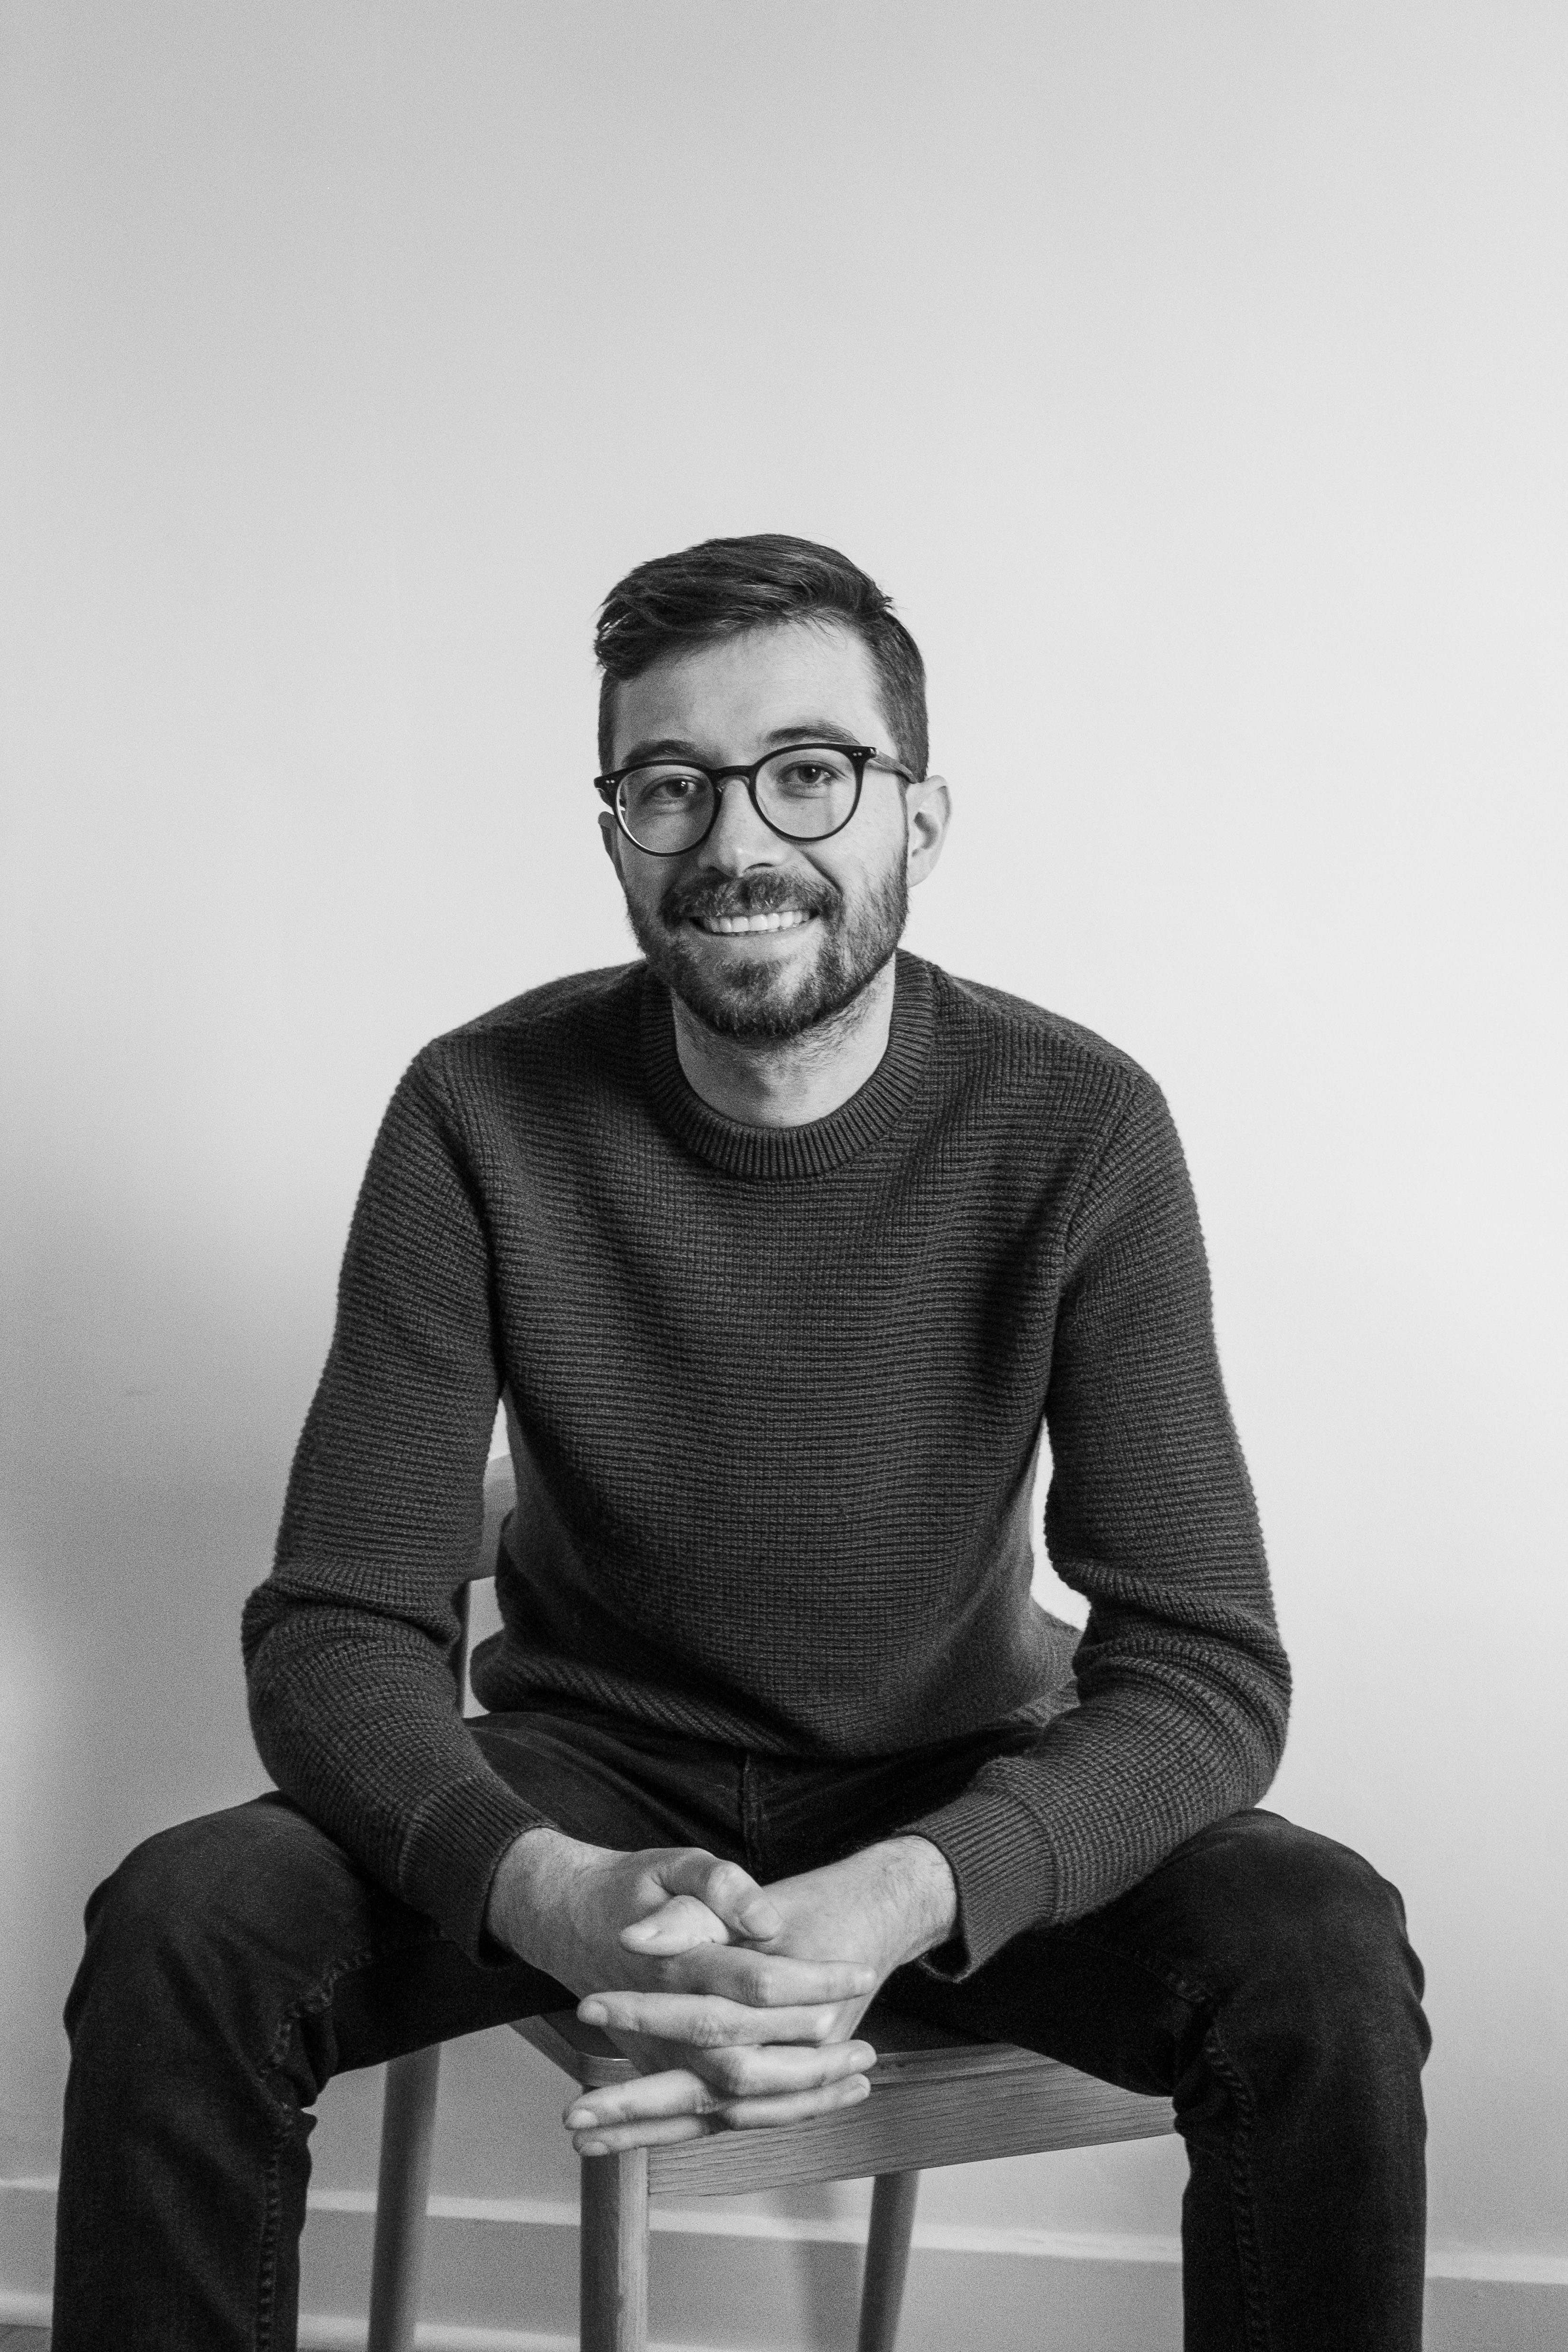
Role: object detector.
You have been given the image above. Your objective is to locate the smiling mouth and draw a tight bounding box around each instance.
[691,909,815,936]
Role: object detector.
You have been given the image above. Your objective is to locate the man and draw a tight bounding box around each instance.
[55,535,1428,2349]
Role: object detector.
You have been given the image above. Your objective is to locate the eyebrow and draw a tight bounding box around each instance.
[615,719,865,769]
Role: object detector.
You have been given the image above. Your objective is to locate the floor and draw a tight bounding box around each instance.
[0,2331,48,2348]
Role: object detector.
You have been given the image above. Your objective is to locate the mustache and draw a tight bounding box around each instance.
[658,872,840,924]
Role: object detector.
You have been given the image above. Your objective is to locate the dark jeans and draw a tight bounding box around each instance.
[54,1707,1429,2351]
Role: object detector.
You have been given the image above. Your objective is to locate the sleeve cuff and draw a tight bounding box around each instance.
[398,1769,556,1963]
[900,1787,1057,1980]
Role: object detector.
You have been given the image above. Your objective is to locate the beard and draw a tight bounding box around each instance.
[625,857,910,1041]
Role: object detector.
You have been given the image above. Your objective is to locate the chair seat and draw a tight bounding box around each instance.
[511,2002,1172,2196]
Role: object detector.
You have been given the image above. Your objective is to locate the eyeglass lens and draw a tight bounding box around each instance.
[617,747,860,851]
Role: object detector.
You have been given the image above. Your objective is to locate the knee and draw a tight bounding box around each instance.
[70,1801,324,2034]
[1206,1817,1428,2071]
[73,1816,241,2019]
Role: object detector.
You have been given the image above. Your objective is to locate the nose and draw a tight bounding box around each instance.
[695,774,789,872]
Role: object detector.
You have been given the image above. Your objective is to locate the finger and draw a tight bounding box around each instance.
[664,1948,878,2008]
[720,2073,873,2131]
[619,1894,731,1954]
[573,2112,717,2156]
[573,2036,876,2114]
[650,1852,782,1941]
[572,2059,874,2149]
[688,2039,876,2101]
[579,1991,846,2048]
[564,2068,716,2133]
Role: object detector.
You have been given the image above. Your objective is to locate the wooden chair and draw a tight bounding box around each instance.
[365,1461,1174,2352]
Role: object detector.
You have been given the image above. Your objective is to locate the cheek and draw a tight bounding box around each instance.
[619,855,671,914]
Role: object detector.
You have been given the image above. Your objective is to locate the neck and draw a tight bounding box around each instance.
[671,959,898,1128]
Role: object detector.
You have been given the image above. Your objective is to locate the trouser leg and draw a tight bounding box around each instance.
[53,1792,566,2352]
[53,1706,751,2352]
[890,1808,1430,2352]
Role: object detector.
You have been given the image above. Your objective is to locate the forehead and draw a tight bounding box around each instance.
[609,621,889,764]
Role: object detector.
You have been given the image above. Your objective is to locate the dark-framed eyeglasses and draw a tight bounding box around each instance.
[595,742,915,857]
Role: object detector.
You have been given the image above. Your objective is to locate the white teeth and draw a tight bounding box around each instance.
[697,909,810,935]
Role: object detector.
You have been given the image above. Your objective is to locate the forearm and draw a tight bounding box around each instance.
[846,1835,959,1969]
[485,1824,599,1978]
[245,1604,549,1958]
[907,1621,1289,1973]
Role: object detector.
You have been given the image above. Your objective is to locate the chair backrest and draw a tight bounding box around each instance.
[452,1452,518,1700]
[475,1452,517,1583]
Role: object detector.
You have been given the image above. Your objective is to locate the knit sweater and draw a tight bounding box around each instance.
[244,952,1290,1974]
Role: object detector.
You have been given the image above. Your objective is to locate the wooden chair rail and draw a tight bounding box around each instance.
[513,2007,1172,2197]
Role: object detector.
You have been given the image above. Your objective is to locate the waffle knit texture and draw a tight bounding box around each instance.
[244,953,1290,1974]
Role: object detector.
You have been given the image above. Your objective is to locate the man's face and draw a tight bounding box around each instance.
[603,621,927,1041]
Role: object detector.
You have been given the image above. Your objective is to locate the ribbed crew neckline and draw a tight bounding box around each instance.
[639,950,935,1180]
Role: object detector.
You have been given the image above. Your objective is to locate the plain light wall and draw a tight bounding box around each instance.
[3,0,1565,2277]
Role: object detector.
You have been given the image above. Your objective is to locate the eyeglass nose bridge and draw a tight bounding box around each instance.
[689,767,783,851]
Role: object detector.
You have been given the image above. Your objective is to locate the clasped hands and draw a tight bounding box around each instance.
[486,1827,958,2156]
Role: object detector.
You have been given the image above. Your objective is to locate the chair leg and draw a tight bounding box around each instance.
[580,2147,649,2352]
[367,2044,444,2352]
[857,2169,922,2352]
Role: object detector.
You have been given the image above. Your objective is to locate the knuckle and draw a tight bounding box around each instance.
[710,2049,758,2095]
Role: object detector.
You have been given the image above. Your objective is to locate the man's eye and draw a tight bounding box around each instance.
[773,762,836,792]
[633,771,703,805]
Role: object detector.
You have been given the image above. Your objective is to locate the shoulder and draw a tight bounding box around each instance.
[438,962,643,1051]
[903,958,1182,1228]
[410,962,643,1094]
[919,957,1158,1108]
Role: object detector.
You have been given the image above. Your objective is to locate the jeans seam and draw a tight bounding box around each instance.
[1203,2020,1273,2352]
[1037,1927,1274,2347]
[254,2143,282,2352]
[251,1928,434,2350]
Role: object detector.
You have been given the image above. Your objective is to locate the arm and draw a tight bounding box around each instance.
[903,1074,1292,1974]
[243,1052,539,1957]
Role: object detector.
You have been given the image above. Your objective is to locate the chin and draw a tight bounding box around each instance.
[671,960,835,1041]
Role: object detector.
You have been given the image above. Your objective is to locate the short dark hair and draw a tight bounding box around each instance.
[595,533,928,779]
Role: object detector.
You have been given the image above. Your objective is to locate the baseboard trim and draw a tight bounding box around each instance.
[307,2187,1184,2266]
[7,2171,1568,2280]
[297,2186,1568,2280]
[6,2171,1568,2352]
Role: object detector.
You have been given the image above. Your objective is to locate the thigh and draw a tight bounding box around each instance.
[79,1710,753,2090]
[73,1792,569,2084]
[884,1808,1420,2100]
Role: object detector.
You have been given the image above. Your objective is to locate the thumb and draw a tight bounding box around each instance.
[653,1852,783,1942]
[620,1893,732,1953]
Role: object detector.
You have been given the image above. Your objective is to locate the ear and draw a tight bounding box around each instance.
[599,810,624,875]
[905,775,951,888]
